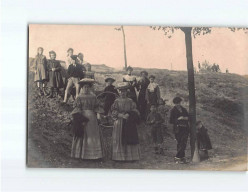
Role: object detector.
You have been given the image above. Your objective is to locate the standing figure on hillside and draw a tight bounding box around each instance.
[123,66,138,105]
[47,51,64,98]
[66,48,75,68]
[146,75,161,107]
[137,71,150,121]
[71,78,105,160]
[103,77,119,115]
[33,47,48,96]
[111,82,140,161]
[196,121,212,160]
[169,97,189,164]
[76,53,87,78]
[63,56,84,103]
[146,104,165,155]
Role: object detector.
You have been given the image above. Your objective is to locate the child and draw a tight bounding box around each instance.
[47,51,64,98]
[146,75,161,107]
[169,97,189,164]
[63,56,84,103]
[33,47,48,96]
[103,77,119,115]
[196,121,212,160]
[157,98,170,123]
[146,105,165,155]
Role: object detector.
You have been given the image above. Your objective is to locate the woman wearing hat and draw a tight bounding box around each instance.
[33,47,48,96]
[123,66,138,105]
[137,70,150,120]
[110,82,140,161]
[47,51,64,98]
[71,78,105,160]
[169,97,189,164]
[145,75,161,106]
[103,77,119,115]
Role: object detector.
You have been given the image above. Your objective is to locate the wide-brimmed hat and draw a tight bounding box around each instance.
[126,66,133,71]
[105,77,116,83]
[78,78,95,85]
[115,82,130,90]
[173,96,182,104]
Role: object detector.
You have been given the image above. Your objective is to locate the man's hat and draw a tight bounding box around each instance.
[173,97,182,104]
[105,77,116,83]
[126,66,133,71]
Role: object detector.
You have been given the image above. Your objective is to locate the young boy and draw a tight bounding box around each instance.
[146,104,165,155]
[196,121,212,160]
[169,97,189,164]
[63,56,84,103]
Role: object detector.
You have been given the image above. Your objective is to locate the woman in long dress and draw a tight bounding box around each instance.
[71,79,104,160]
[33,47,48,96]
[47,50,64,98]
[111,82,140,161]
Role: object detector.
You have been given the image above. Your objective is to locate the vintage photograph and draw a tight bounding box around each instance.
[27,24,248,170]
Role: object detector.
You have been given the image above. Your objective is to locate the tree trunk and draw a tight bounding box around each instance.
[121,26,127,70]
[181,27,200,163]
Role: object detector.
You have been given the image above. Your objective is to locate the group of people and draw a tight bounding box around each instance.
[33,47,94,102]
[32,47,212,164]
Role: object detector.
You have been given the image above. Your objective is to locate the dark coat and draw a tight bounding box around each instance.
[169,105,189,133]
[103,85,119,115]
[47,60,64,88]
[123,77,138,104]
[122,111,140,145]
[197,126,212,150]
[137,77,150,119]
[67,63,84,78]
[72,113,89,137]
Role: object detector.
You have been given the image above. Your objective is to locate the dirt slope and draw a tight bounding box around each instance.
[27,67,248,170]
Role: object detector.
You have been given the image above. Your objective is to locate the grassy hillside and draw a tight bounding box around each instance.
[27,61,248,170]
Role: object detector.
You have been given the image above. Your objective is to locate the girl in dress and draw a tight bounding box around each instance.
[71,78,105,160]
[33,47,48,96]
[47,51,64,98]
[111,82,140,161]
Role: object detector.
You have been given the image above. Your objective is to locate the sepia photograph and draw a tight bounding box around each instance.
[27,24,248,171]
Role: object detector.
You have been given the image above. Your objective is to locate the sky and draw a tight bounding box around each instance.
[29,25,248,75]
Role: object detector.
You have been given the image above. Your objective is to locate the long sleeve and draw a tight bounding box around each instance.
[110,100,119,120]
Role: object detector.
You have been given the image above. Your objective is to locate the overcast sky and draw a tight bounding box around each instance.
[29,25,248,75]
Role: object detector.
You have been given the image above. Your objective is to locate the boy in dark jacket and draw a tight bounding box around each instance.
[63,56,84,103]
[146,105,165,155]
[169,97,189,164]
